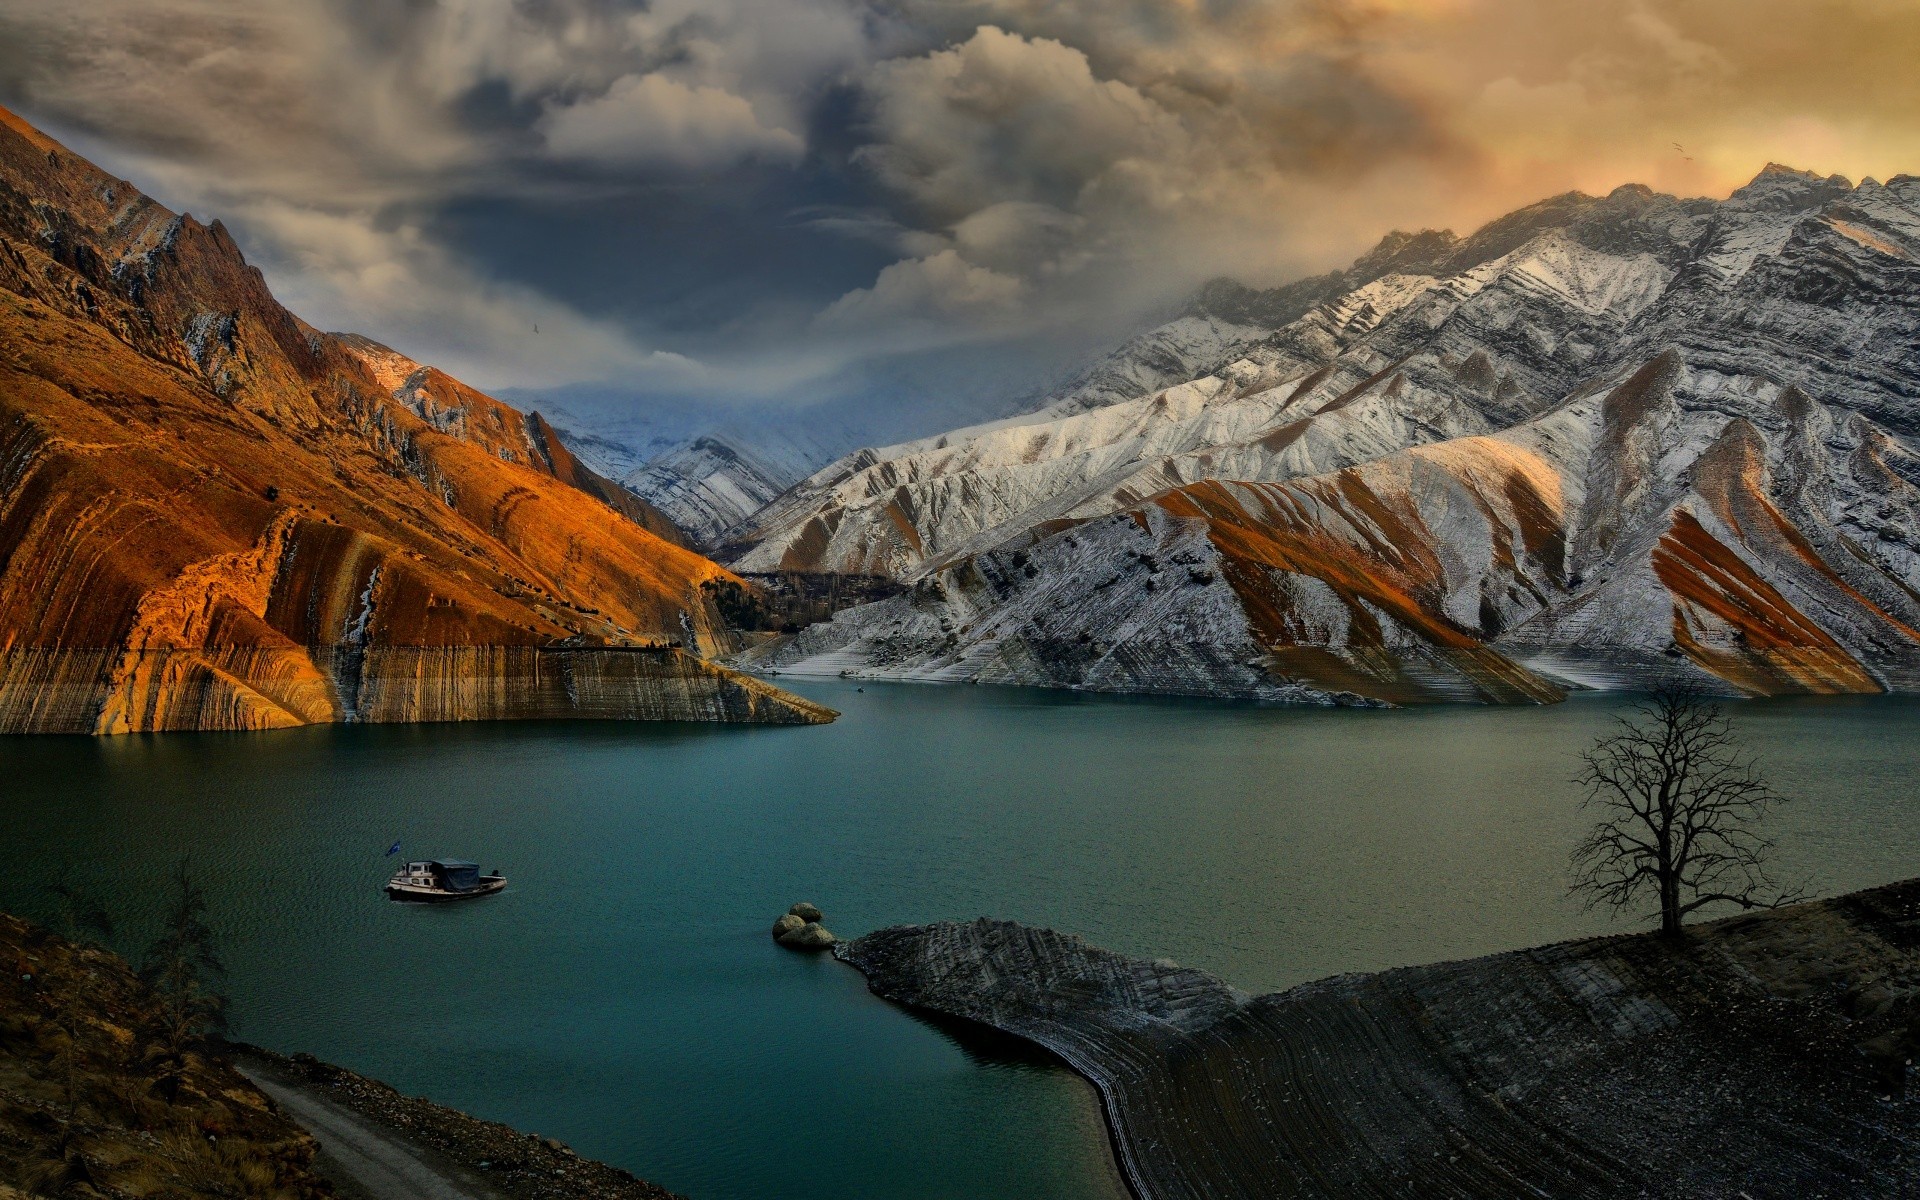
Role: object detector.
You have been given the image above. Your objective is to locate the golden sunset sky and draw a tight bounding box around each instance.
[1,0,1911,406]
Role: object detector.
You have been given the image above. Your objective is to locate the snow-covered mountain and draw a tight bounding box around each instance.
[734,166,1920,703]
[533,248,1438,547]
[623,435,796,547]
[537,401,864,548]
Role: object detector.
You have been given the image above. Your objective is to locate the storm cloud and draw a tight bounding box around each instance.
[3,0,1918,410]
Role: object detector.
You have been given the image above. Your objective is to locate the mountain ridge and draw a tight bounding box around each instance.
[731,164,1920,704]
[0,104,832,732]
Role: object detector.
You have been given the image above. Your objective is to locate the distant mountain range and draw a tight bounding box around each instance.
[0,106,827,732]
[718,166,1920,704]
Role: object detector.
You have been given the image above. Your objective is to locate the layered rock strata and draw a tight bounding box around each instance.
[736,169,1920,703]
[0,104,831,732]
[841,885,1920,1199]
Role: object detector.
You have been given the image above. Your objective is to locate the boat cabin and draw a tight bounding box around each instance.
[399,860,483,891]
[386,858,505,901]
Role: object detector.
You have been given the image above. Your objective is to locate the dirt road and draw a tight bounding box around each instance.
[239,1063,504,1200]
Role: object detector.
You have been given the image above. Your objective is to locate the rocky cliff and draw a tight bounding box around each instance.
[841,884,1920,1199]
[335,333,694,548]
[736,169,1920,703]
[0,105,832,732]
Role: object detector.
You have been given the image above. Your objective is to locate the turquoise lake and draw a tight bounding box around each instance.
[4,681,1920,1198]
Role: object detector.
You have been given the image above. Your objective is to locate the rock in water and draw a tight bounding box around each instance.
[772,904,835,949]
[777,921,836,950]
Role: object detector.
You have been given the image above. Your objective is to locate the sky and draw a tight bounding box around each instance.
[3,0,1920,431]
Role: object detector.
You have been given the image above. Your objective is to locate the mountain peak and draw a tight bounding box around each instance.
[1350,228,1459,279]
[1741,162,1854,193]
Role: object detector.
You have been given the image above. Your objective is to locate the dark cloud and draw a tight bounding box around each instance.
[1,0,1916,417]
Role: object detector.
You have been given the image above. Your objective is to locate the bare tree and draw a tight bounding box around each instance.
[1571,683,1805,936]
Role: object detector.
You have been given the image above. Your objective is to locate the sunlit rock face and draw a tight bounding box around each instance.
[333,334,695,549]
[0,106,832,733]
[736,169,1920,703]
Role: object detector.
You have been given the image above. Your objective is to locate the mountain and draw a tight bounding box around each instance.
[1029,258,1442,420]
[736,167,1920,703]
[623,434,795,547]
[0,105,831,732]
[618,247,1423,552]
[332,333,693,547]
[547,391,997,552]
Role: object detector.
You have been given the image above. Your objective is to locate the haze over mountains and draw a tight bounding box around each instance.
[552,274,1360,553]
[707,165,1920,705]
[0,106,828,733]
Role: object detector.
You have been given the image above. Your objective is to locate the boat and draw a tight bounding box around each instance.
[385,859,506,902]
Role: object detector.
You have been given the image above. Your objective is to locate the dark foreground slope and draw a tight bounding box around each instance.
[1,911,331,1197]
[841,884,1920,1199]
[0,105,830,733]
[235,1049,683,1200]
[0,913,684,1199]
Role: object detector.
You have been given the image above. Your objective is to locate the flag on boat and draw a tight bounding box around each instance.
[386,841,402,856]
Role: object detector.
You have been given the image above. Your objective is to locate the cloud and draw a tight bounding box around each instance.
[951,202,1085,273]
[0,0,867,390]
[793,207,952,259]
[539,73,802,169]
[855,27,1189,222]
[10,0,1920,411]
[815,0,1920,365]
[815,249,1028,341]
[176,187,702,389]
[815,20,1447,353]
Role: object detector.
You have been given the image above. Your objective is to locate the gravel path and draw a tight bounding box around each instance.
[240,1064,504,1200]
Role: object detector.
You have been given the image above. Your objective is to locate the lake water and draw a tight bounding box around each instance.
[4,681,1920,1199]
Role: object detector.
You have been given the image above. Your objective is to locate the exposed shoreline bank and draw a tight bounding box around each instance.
[233,1047,684,1200]
[838,882,1920,1199]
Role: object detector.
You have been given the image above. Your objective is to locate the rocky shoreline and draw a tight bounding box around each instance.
[236,1048,683,1200]
[838,882,1920,1199]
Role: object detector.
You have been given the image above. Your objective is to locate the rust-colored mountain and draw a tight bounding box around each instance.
[0,105,832,733]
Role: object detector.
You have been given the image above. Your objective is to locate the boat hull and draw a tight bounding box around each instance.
[385,877,507,903]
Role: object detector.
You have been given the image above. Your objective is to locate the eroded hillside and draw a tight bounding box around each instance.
[843,883,1920,1200]
[0,105,831,732]
[738,168,1920,703]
